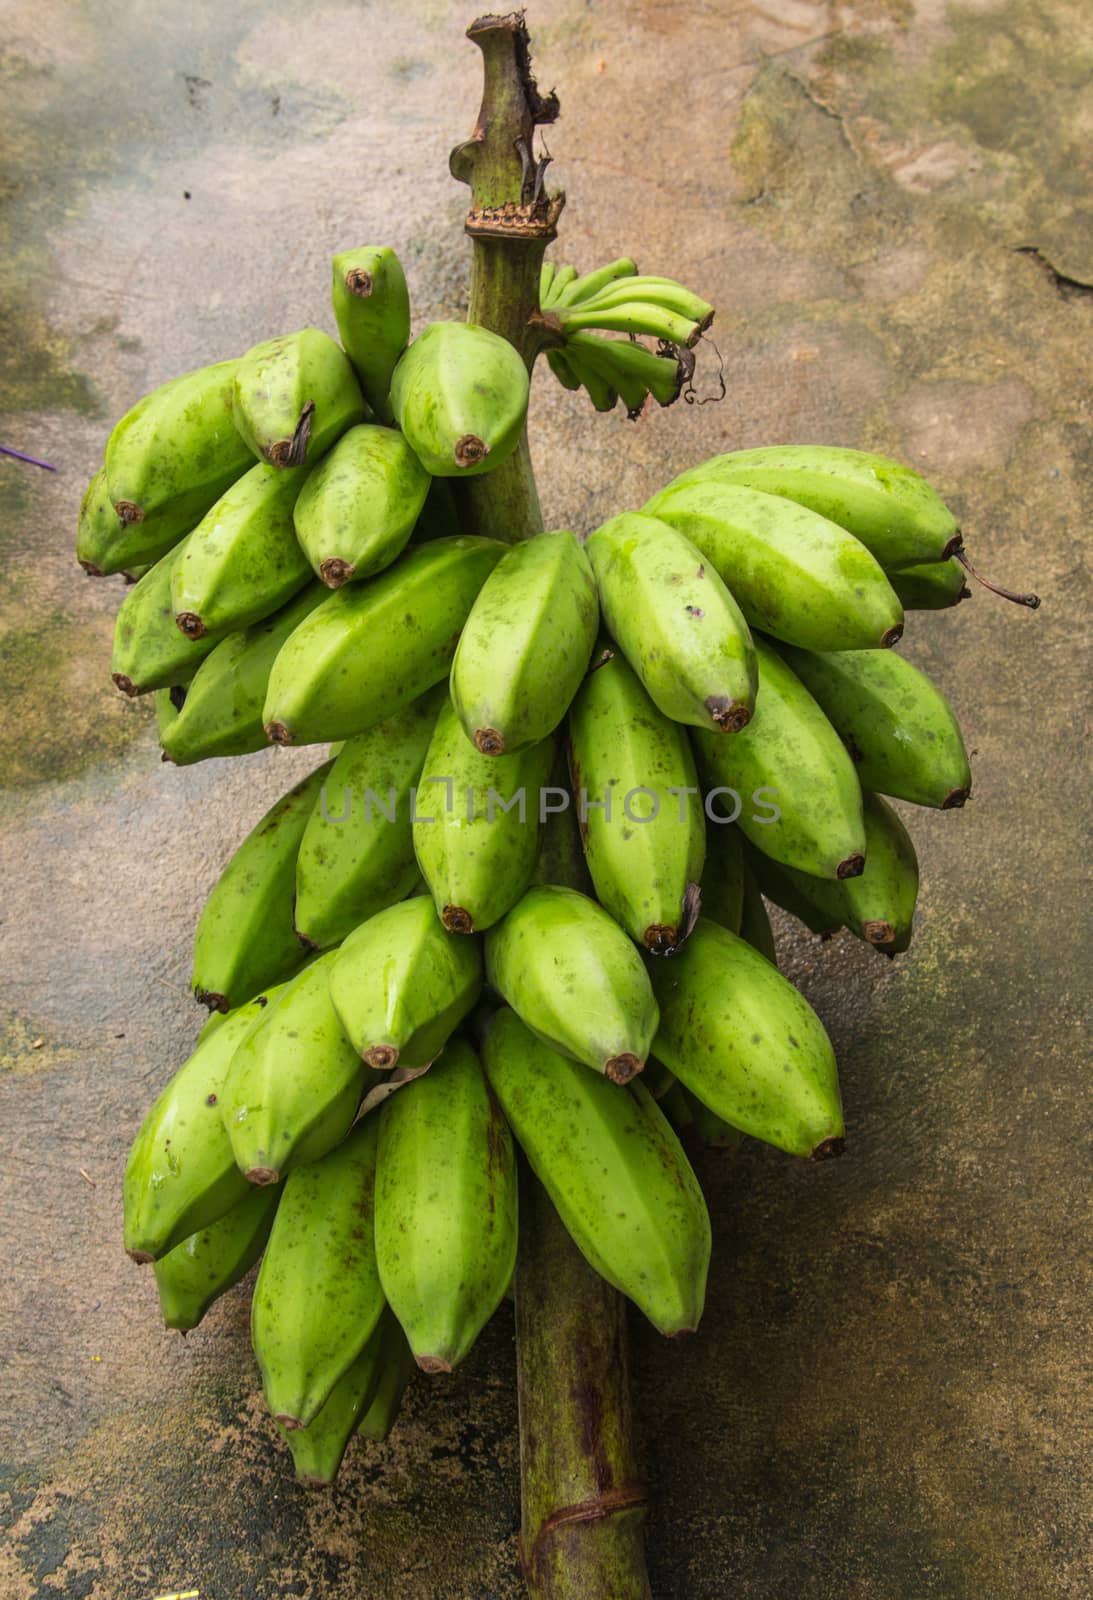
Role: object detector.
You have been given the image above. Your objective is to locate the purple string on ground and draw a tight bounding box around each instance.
[0,444,58,471]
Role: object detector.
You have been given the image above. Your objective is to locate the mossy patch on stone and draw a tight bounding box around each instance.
[0,1011,77,1074]
[0,608,150,789]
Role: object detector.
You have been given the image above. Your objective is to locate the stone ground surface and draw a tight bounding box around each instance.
[1,0,1091,1595]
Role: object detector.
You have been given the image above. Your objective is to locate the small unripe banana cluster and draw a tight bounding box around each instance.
[82,241,1036,1486]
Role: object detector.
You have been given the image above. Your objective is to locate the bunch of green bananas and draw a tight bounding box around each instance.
[89,240,1037,1486]
[537,256,709,417]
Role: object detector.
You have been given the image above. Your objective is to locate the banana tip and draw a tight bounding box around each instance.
[78,558,104,577]
[363,1043,399,1070]
[175,611,207,640]
[454,433,489,470]
[247,1166,281,1186]
[643,924,679,956]
[705,695,751,733]
[265,720,294,746]
[836,854,865,880]
[274,1412,305,1430]
[126,1248,155,1265]
[112,672,139,698]
[862,920,895,946]
[442,905,476,935]
[942,786,970,810]
[810,1136,845,1162]
[605,1053,643,1085]
[319,556,354,587]
[415,1355,453,1375]
[880,623,904,649]
[473,727,506,755]
[345,267,374,297]
[195,989,229,1013]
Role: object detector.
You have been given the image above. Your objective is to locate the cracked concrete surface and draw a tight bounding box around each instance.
[1,1,1090,1596]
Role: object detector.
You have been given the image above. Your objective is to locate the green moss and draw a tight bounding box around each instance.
[0,1010,77,1074]
[0,284,99,418]
[0,609,151,788]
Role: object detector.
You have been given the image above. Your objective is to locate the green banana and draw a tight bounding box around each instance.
[553,300,702,348]
[658,1080,695,1140]
[251,1116,385,1427]
[389,322,530,477]
[484,885,659,1082]
[232,329,366,468]
[160,583,328,765]
[220,950,366,1183]
[567,647,704,952]
[544,263,578,304]
[374,1037,517,1371]
[675,1084,745,1151]
[745,846,839,938]
[76,468,125,576]
[575,275,714,327]
[774,642,972,809]
[276,1312,389,1486]
[357,1313,414,1441]
[123,992,278,1262]
[328,896,482,1069]
[531,764,595,895]
[539,260,556,305]
[294,686,445,949]
[169,460,311,640]
[565,332,684,408]
[641,1056,677,1100]
[752,792,919,952]
[546,348,583,393]
[410,476,463,541]
[450,530,599,755]
[563,347,618,412]
[568,338,648,417]
[643,479,904,652]
[262,536,505,746]
[663,445,962,568]
[413,696,553,933]
[699,823,746,935]
[153,1184,278,1332]
[557,257,638,306]
[647,918,844,1158]
[103,359,253,549]
[692,634,866,879]
[587,511,757,732]
[331,247,411,424]
[890,557,970,610]
[483,1007,710,1335]
[191,761,332,1011]
[110,536,220,696]
[155,684,185,748]
[739,861,777,962]
[293,422,430,587]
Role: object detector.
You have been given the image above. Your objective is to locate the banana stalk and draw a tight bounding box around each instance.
[451,19,652,1598]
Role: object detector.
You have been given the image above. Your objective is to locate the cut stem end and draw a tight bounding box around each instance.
[442,905,476,935]
[363,1043,399,1070]
[605,1053,643,1086]
[246,1167,281,1187]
